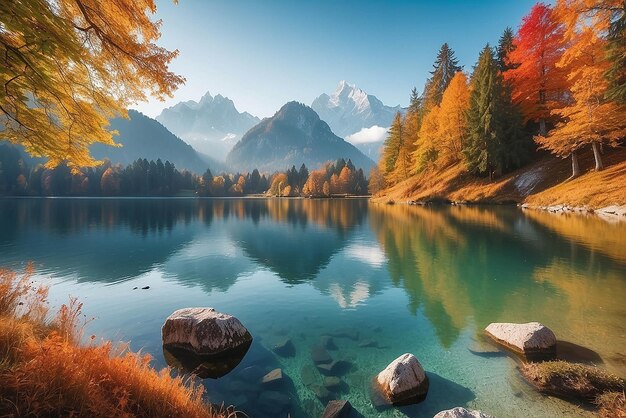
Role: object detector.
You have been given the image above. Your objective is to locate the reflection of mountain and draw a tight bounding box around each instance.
[369,204,626,357]
[228,199,368,284]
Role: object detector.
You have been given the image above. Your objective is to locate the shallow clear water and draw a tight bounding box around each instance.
[1,198,625,417]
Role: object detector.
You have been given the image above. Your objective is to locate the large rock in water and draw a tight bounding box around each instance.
[162,307,252,356]
[434,407,495,418]
[485,322,556,360]
[372,353,429,406]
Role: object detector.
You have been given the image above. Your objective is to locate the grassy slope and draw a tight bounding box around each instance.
[373,147,626,209]
[0,266,226,418]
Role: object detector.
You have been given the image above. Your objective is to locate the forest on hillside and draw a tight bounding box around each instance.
[372,1,625,194]
[0,144,367,198]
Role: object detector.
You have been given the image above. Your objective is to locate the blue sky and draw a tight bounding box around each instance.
[134,0,543,118]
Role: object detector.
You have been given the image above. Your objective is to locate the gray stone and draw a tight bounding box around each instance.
[322,399,352,418]
[273,337,295,357]
[261,368,283,385]
[311,345,333,364]
[485,322,556,359]
[433,407,496,418]
[372,353,429,406]
[162,307,252,356]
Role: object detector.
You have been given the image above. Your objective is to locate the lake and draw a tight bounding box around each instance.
[0,198,624,417]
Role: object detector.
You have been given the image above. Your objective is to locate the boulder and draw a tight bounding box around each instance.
[322,400,352,418]
[433,407,495,418]
[317,359,351,376]
[311,384,334,402]
[311,346,333,364]
[261,368,283,385]
[485,322,556,360]
[372,353,429,406]
[162,307,252,356]
[301,365,319,387]
[273,338,295,357]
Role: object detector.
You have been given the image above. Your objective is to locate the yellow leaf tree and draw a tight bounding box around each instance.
[0,0,184,170]
[412,105,440,172]
[437,72,470,163]
[536,0,626,176]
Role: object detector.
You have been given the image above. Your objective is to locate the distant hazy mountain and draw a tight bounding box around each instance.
[156,92,260,161]
[91,110,219,174]
[226,102,374,172]
[311,81,404,160]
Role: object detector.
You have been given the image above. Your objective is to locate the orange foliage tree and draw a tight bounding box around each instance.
[504,3,569,135]
[413,105,440,172]
[437,72,471,162]
[536,0,626,176]
[0,0,184,170]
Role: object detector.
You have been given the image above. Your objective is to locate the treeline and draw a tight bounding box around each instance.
[0,144,368,197]
[374,0,625,193]
[268,159,368,197]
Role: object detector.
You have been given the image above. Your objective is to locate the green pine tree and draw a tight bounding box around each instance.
[606,3,626,103]
[381,112,404,181]
[496,27,517,73]
[422,43,462,111]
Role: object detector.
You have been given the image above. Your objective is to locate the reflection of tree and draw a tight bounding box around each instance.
[369,204,626,354]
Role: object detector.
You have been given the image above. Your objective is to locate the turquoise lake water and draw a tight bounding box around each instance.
[0,198,624,417]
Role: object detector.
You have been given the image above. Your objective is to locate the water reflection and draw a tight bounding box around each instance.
[0,198,624,378]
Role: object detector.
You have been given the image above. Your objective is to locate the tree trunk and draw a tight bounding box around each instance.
[539,119,547,136]
[571,151,580,178]
[591,142,604,171]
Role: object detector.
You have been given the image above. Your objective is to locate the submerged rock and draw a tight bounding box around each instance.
[311,384,334,402]
[485,322,556,360]
[359,339,378,348]
[257,390,290,415]
[311,346,333,364]
[372,353,429,406]
[261,368,283,386]
[317,360,351,376]
[323,376,342,389]
[301,365,319,387]
[162,307,252,356]
[321,335,338,350]
[322,399,352,418]
[273,337,296,357]
[433,407,495,418]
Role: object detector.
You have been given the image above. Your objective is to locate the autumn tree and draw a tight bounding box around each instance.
[0,0,184,170]
[536,0,626,175]
[368,166,385,195]
[413,105,440,172]
[504,3,568,135]
[437,72,470,162]
[421,43,463,111]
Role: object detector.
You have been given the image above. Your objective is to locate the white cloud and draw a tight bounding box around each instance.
[345,125,389,144]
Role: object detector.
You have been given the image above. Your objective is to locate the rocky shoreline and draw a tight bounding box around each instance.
[387,198,626,221]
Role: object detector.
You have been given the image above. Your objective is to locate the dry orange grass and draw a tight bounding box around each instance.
[0,265,228,418]
[374,147,626,209]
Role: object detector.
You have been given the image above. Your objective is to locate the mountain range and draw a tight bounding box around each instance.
[311,81,404,159]
[226,102,374,172]
[91,110,220,174]
[156,92,260,161]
